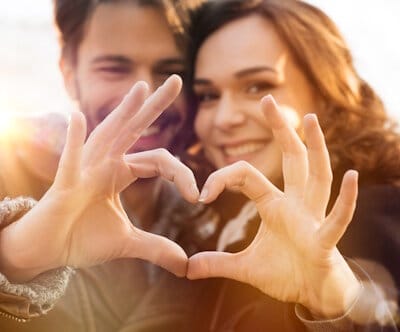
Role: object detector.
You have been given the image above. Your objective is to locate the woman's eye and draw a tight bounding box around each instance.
[246,82,274,95]
[195,92,219,104]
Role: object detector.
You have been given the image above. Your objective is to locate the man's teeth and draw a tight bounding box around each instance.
[142,126,160,137]
[224,142,266,157]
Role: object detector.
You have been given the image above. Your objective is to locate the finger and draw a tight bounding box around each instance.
[124,149,199,203]
[318,170,358,249]
[125,228,188,277]
[199,161,281,206]
[54,111,86,187]
[187,251,242,280]
[261,95,308,197]
[112,75,182,154]
[303,114,333,219]
[86,81,149,151]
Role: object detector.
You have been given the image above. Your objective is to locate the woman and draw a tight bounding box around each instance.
[178,0,400,329]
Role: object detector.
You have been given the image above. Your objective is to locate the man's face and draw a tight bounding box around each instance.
[63,3,185,153]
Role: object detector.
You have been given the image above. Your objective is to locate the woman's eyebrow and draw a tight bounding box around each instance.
[193,78,212,86]
[235,66,277,78]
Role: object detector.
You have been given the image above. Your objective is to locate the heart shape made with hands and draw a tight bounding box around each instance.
[0,78,360,317]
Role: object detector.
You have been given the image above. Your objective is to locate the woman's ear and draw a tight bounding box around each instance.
[59,56,79,101]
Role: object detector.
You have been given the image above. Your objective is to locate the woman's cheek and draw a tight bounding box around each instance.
[194,111,211,141]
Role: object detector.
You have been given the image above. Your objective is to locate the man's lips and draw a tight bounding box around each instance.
[140,108,182,137]
[128,110,183,152]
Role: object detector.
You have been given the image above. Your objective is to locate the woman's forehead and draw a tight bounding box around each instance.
[195,15,290,79]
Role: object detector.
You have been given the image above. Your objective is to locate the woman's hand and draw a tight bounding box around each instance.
[187,95,361,318]
[0,75,199,282]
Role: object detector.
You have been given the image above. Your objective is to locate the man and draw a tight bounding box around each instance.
[0,1,201,331]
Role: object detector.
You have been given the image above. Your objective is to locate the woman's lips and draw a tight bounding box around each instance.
[220,139,272,164]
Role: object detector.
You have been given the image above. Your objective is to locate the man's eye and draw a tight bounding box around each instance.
[98,67,130,75]
[158,70,185,77]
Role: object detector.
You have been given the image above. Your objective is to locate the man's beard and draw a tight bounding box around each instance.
[74,80,185,152]
[79,103,184,152]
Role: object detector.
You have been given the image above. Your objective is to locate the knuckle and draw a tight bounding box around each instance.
[154,148,171,161]
[235,160,252,173]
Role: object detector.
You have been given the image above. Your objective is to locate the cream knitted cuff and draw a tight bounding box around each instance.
[0,197,73,319]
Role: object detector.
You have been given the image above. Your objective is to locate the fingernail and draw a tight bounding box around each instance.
[304,113,317,121]
[198,188,209,202]
[348,169,359,181]
[262,94,273,104]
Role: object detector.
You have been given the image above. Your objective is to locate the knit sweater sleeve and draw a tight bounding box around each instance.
[0,197,73,321]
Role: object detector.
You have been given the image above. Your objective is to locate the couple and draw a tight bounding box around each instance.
[0,0,399,331]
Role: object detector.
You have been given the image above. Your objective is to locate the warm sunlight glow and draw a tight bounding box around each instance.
[0,112,15,138]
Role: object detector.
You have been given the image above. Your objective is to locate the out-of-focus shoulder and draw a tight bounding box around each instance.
[0,112,68,153]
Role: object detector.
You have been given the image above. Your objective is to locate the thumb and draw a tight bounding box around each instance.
[187,251,241,280]
[54,111,87,187]
[124,229,188,277]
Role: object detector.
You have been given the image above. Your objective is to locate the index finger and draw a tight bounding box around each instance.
[86,81,149,150]
[261,95,308,197]
[199,161,281,206]
[112,75,182,154]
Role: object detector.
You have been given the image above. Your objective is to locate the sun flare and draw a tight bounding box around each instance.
[0,112,17,139]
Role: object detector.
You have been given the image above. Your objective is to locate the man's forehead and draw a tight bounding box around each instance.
[78,3,182,62]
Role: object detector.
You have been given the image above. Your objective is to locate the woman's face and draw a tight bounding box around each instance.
[193,14,320,184]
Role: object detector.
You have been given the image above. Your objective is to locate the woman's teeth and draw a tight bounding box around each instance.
[224,142,266,157]
[142,125,160,137]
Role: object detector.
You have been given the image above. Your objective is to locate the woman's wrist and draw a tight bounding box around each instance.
[304,251,362,319]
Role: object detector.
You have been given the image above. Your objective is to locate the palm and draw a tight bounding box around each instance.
[240,198,324,302]
[41,188,132,268]
[188,96,360,317]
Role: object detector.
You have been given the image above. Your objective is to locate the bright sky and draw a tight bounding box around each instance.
[0,0,399,120]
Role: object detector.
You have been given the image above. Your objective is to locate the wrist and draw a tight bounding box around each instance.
[0,224,58,283]
[305,251,362,319]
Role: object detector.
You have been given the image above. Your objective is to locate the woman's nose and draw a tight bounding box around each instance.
[214,93,246,130]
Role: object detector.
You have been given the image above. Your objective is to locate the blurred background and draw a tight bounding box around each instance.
[0,0,399,120]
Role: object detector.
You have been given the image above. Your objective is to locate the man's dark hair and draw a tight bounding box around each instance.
[53,0,185,64]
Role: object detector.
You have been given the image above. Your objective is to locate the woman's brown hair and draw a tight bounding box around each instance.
[185,0,400,185]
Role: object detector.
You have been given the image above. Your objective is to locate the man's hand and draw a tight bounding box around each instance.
[0,75,199,282]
